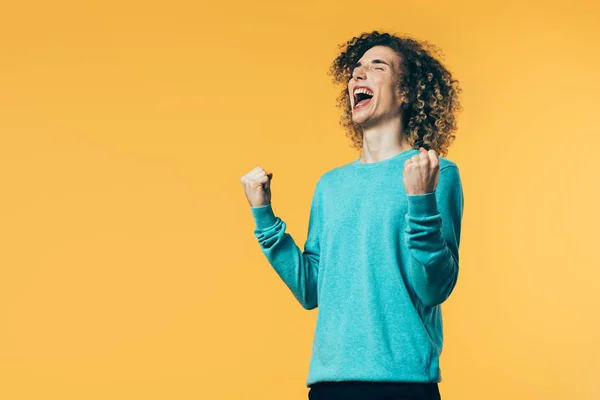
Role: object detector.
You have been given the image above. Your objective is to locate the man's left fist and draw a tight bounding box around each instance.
[403,147,440,195]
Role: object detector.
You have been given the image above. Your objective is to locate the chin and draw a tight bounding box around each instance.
[351,116,365,125]
[351,111,371,124]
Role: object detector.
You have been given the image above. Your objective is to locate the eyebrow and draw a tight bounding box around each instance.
[353,59,391,68]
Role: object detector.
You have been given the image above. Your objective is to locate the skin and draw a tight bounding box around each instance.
[240,166,272,207]
[349,45,440,195]
[403,147,440,196]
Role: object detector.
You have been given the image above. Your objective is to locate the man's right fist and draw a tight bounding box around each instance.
[240,166,273,207]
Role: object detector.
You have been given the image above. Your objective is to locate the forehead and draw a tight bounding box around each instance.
[358,45,402,68]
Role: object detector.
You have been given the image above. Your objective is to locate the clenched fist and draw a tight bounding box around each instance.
[403,147,440,195]
[240,166,273,207]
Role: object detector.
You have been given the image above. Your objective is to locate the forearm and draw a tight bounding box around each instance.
[251,203,319,310]
[404,190,460,308]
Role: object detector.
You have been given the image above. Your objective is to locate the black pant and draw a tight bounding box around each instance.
[308,381,441,400]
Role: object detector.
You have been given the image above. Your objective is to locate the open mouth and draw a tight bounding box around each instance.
[354,92,373,109]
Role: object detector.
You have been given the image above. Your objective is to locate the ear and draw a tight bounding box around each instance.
[395,85,407,106]
[396,95,407,109]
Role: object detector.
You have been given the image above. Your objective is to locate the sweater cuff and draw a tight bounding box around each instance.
[407,192,439,217]
[250,203,278,229]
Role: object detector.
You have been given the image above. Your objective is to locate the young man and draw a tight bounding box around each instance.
[240,31,464,400]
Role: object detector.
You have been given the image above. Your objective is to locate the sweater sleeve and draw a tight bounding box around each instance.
[249,180,322,310]
[404,165,464,308]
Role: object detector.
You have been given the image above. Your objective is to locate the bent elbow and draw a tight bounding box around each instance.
[420,273,458,308]
[300,296,318,310]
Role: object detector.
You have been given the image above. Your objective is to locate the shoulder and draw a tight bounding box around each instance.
[437,157,462,188]
[315,163,352,188]
[438,155,460,172]
[436,156,464,206]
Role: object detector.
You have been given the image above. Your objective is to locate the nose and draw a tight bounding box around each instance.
[352,65,366,81]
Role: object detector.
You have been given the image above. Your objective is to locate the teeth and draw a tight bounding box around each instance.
[353,87,374,96]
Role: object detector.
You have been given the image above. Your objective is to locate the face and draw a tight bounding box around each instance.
[348,45,405,127]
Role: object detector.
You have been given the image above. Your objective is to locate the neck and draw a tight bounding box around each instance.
[359,118,412,163]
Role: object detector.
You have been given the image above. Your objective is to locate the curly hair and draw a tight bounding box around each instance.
[327,31,462,158]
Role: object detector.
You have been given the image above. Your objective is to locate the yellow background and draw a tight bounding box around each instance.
[1,0,598,399]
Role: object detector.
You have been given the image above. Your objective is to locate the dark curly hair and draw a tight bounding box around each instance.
[327,31,462,158]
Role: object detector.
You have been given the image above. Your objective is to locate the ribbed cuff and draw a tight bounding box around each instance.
[250,203,278,229]
[407,192,438,217]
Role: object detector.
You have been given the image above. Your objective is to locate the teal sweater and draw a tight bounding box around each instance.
[250,147,464,387]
